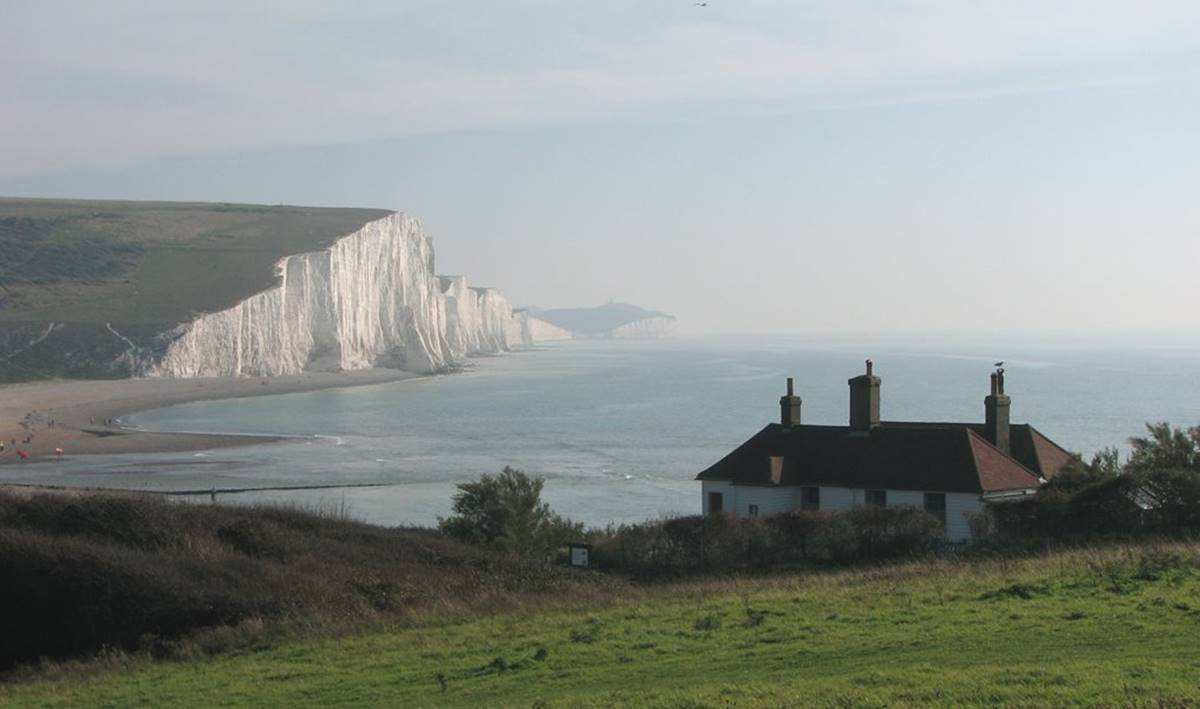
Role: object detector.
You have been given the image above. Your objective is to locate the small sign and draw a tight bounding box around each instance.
[569,543,591,568]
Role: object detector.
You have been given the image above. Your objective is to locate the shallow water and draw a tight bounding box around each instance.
[4,338,1197,527]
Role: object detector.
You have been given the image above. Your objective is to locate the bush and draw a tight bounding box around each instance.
[762,510,824,562]
[987,467,1200,545]
[591,507,941,576]
[1137,469,1200,532]
[438,467,583,559]
[828,507,943,561]
[0,490,615,670]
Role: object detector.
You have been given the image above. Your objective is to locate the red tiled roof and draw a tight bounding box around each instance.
[967,430,1044,492]
[1028,426,1074,479]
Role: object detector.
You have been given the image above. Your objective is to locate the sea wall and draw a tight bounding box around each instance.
[153,214,532,377]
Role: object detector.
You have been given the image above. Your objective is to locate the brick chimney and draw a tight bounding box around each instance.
[985,368,1011,455]
[780,377,801,428]
[848,359,881,431]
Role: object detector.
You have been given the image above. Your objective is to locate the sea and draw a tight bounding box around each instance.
[3,337,1197,528]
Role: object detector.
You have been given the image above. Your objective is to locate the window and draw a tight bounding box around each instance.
[748,504,760,518]
[865,489,887,508]
[708,492,724,515]
[800,486,820,511]
[924,492,947,527]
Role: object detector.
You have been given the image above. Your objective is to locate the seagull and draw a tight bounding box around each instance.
[994,361,1004,368]
[696,2,708,6]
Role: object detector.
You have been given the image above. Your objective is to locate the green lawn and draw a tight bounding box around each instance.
[0,198,390,324]
[5,544,1199,707]
[0,198,392,379]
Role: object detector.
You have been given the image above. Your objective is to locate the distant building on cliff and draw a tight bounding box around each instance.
[695,362,1072,541]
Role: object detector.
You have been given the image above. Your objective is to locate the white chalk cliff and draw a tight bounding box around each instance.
[609,316,677,339]
[153,214,535,378]
[524,303,677,340]
[520,314,573,342]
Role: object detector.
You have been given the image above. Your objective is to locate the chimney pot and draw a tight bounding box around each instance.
[848,361,881,431]
[985,369,1012,455]
[780,377,802,428]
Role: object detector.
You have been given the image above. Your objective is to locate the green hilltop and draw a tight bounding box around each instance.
[0,197,390,325]
[0,197,390,380]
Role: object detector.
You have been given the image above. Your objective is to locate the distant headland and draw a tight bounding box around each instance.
[524,302,676,340]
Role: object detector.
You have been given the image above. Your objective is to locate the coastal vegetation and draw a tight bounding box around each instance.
[1,421,1197,705]
[438,466,584,557]
[0,491,618,671]
[3,540,1199,706]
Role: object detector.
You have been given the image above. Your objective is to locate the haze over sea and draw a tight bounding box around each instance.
[5,338,1197,528]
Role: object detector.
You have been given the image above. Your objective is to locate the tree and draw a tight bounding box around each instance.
[1045,448,1122,492]
[438,467,583,556]
[1126,422,1200,474]
[1088,447,1123,477]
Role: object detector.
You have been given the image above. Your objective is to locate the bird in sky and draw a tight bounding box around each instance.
[994,361,1004,368]
[696,2,708,6]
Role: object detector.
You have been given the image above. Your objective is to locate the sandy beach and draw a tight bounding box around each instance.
[0,369,417,464]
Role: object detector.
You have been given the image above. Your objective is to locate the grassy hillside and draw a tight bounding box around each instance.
[0,198,390,325]
[0,491,618,673]
[4,539,1198,707]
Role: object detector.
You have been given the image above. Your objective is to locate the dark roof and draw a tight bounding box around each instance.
[885,422,1074,479]
[696,422,1043,494]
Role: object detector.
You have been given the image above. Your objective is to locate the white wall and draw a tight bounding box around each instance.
[820,486,856,510]
[729,485,797,518]
[945,492,984,542]
[700,482,986,541]
[700,481,734,515]
[700,481,794,517]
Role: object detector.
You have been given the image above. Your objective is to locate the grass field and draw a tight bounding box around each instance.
[5,542,1198,707]
[0,198,389,324]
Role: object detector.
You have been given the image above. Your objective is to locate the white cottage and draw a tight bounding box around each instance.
[696,362,1072,541]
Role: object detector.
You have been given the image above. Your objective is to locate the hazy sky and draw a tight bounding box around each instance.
[3,1,1199,336]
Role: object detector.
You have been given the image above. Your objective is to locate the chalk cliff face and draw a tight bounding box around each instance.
[609,316,677,339]
[521,314,573,342]
[153,214,532,378]
[524,303,677,340]
[439,277,530,359]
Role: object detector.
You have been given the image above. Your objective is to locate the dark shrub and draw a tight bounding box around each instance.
[988,467,1200,544]
[439,467,584,558]
[1136,469,1200,532]
[592,507,940,576]
[823,507,941,562]
[990,490,1075,543]
[762,510,824,562]
[0,491,614,670]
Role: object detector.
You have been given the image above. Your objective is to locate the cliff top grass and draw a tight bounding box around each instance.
[0,197,391,325]
[5,539,1199,707]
